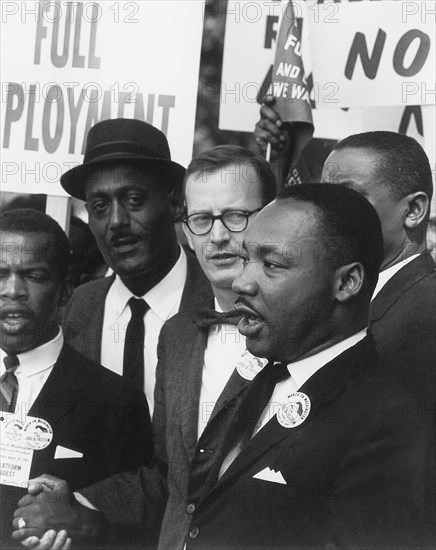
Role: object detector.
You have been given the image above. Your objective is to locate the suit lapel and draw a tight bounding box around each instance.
[62,275,113,364]
[203,337,377,504]
[180,251,214,316]
[29,344,84,424]
[207,368,250,426]
[370,252,435,323]
[179,323,209,461]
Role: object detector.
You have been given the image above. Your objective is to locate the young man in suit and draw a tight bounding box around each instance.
[0,209,152,549]
[183,184,427,549]
[61,118,212,414]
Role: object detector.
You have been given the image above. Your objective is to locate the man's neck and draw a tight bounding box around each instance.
[121,245,180,296]
[381,242,424,271]
[213,286,238,312]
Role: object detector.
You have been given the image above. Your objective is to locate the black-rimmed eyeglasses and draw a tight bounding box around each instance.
[182,208,262,236]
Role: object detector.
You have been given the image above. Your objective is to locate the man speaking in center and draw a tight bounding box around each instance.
[184,184,426,549]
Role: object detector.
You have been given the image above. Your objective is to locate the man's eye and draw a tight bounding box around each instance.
[125,195,145,207]
[26,272,48,282]
[225,211,246,223]
[191,214,210,226]
[264,261,281,270]
[90,201,108,213]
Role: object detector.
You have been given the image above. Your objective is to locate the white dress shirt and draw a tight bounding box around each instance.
[0,328,63,417]
[100,247,187,413]
[372,254,420,300]
[198,299,248,439]
[253,329,368,436]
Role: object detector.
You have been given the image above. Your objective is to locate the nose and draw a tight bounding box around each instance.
[209,218,231,246]
[0,273,27,300]
[232,260,258,296]
[108,200,129,230]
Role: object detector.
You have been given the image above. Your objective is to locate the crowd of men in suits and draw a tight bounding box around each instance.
[1,109,435,550]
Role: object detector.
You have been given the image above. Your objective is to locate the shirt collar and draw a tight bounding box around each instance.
[287,329,367,390]
[110,246,187,321]
[1,328,63,378]
[214,297,223,313]
[372,254,420,300]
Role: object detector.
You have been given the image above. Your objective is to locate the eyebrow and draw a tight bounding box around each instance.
[242,241,283,257]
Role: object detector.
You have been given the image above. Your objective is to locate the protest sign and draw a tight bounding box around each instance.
[219,0,434,173]
[1,0,204,196]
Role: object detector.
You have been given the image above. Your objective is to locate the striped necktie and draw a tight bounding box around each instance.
[0,355,19,412]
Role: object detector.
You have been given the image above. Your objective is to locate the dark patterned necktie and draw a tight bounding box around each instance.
[0,355,19,412]
[123,298,150,391]
[194,307,243,328]
[217,361,290,479]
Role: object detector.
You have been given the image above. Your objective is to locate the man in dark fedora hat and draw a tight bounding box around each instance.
[61,118,212,415]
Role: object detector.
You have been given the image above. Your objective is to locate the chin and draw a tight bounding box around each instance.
[245,338,270,360]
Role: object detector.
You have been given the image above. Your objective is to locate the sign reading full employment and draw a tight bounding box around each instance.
[219,0,435,155]
[1,1,204,196]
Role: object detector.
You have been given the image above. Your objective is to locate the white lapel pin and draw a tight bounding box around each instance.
[277,392,311,428]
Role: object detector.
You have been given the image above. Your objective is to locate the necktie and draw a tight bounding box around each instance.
[123,298,150,391]
[194,307,243,328]
[217,361,290,479]
[0,355,19,412]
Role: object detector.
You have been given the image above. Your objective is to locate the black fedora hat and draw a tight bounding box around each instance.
[60,118,186,200]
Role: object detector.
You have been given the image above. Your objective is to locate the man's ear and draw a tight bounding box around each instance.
[182,222,194,251]
[334,262,365,303]
[59,276,74,308]
[404,191,429,230]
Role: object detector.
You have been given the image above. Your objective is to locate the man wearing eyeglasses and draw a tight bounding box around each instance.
[150,145,277,549]
[12,146,277,550]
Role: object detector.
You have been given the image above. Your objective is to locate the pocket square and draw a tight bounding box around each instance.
[253,467,286,484]
[54,445,83,459]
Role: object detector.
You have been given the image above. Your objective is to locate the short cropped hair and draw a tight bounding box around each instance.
[278,184,384,293]
[333,131,433,202]
[184,145,277,206]
[0,208,71,281]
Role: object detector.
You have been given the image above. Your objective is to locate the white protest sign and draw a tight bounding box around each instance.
[1,0,204,196]
[219,0,434,168]
[307,0,435,108]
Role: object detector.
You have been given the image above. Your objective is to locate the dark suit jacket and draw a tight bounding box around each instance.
[184,337,427,550]
[62,251,212,364]
[153,308,251,550]
[369,251,436,408]
[369,251,436,545]
[1,344,152,547]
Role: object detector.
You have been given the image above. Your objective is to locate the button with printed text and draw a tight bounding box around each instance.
[189,526,199,539]
[187,503,196,514]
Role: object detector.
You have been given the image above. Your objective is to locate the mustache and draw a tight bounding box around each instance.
[235,296,263,318]
[109,232,140,246]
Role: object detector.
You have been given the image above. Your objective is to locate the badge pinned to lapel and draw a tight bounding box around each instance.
[23,417,53,450]
[236,350,268,381]
[277,392,311,428]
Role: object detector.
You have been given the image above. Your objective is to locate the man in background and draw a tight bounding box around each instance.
[61,118,212,415]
